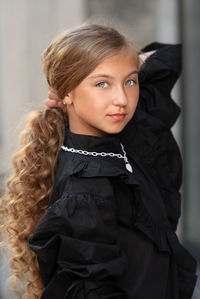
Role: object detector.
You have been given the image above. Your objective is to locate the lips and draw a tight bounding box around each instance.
[108,113,126,120]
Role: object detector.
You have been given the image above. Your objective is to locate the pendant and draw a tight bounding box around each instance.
[126,163,133,173]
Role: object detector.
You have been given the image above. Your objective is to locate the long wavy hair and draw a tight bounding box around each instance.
[0,24,139,298]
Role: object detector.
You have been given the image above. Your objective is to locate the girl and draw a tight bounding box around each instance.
[0,24,197,299]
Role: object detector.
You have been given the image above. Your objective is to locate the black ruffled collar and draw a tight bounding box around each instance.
[62,127,134,174]
[63,127,123,153]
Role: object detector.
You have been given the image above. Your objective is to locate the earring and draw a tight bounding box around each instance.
[63,99,66,105]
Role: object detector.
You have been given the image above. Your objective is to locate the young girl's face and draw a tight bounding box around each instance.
[65,48,139,137]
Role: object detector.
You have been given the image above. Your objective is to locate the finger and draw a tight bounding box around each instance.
[139,50,156,63]
[45,98,67,112]
[48,90,60,101]
[48,85,61,101]
[45,98,58,108]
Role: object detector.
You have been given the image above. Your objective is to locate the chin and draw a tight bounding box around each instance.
[106,126,126,135]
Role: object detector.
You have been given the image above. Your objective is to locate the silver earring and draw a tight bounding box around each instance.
[63,99,66,105]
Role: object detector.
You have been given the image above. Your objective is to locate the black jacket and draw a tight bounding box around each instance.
[29,44,197,299]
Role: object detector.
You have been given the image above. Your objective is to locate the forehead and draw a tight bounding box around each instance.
[89,49,139,76]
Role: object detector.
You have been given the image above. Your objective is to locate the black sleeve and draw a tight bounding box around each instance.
[138,42,182,128]
[130,43,182,231]
[28,191,127,299]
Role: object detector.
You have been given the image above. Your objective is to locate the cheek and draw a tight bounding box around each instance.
[74,87,106,111]
[75,96,104,118]
[84,95,108,113]
[129,88,139,109]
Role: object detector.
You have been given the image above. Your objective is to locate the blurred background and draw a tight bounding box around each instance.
[0,0,199,298]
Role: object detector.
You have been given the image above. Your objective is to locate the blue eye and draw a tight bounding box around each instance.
[97,82,108,88]
[126,79,136,86]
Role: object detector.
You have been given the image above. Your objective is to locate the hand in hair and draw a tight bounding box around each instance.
[45,86,67,112]
[139,50,156,64]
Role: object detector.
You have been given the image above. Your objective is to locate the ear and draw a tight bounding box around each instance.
[64,93,73,105]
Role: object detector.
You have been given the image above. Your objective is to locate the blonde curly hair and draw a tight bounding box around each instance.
[0,24,139,298]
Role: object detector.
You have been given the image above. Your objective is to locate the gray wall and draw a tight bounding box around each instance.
[181,0,200,297]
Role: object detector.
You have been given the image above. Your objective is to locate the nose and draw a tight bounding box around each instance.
[112,86,128,107]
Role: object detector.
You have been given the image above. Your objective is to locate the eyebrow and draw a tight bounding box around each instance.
[88,70,138,80]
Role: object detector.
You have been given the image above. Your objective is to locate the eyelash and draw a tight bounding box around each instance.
[96,79,137,88]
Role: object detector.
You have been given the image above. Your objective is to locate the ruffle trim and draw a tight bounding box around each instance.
[58,157,187,256]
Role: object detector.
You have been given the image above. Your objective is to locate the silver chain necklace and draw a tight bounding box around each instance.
[61,142,133,173]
